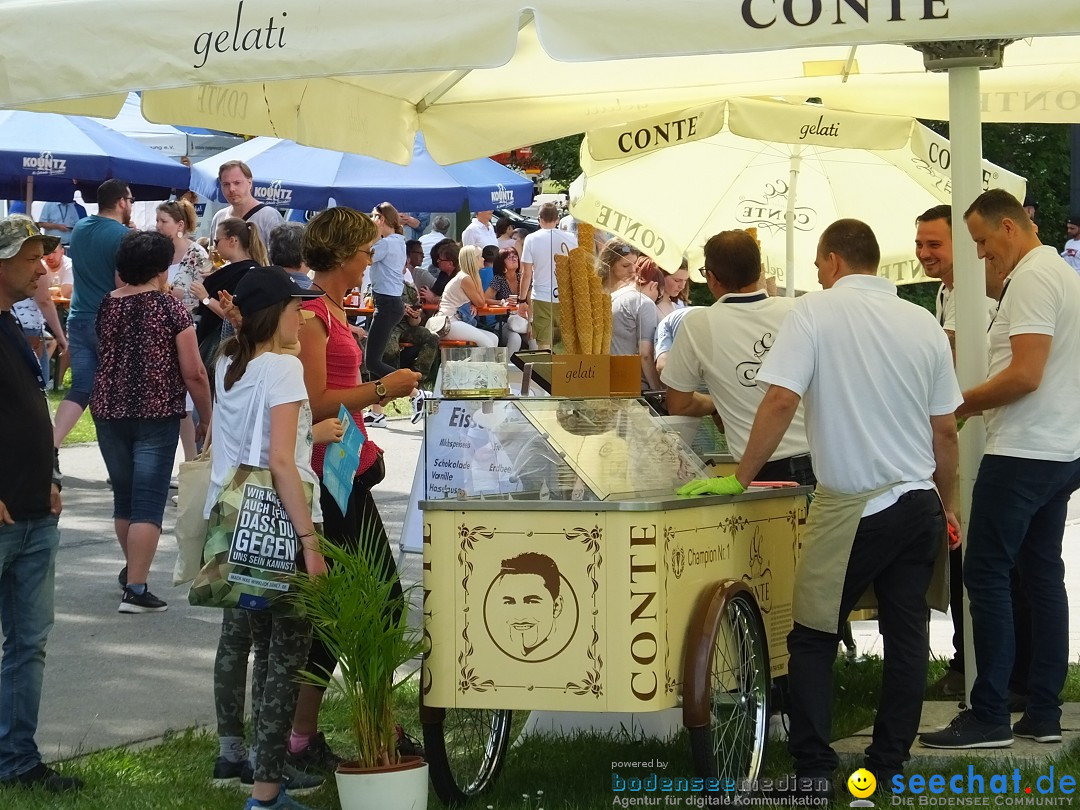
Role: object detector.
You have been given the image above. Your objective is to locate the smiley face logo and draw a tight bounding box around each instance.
[847,768,877,801]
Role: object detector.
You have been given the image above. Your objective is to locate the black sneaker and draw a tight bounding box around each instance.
[241,763,324,795]
[118,587,168,614]
[395,724,425,759]
[0,762,84,793]
[286,732,342,774]
[212,756,246,787]
[1013,714,1062,743]
[919,709,1013,749]
[118,566,128,590]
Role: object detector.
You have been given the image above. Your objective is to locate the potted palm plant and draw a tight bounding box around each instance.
[290,528,428,810]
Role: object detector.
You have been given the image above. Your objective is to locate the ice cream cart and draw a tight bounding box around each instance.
[417,396,809,805]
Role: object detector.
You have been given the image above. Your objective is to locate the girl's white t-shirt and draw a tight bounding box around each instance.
[203,352,322,521]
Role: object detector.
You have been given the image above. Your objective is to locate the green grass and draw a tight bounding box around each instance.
[8,660,1080,809]
[48,374,97,445]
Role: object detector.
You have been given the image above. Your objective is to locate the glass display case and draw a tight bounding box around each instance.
[422,397,711,502]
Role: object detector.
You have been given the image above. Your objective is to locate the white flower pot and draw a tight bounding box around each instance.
[335,756,428,810]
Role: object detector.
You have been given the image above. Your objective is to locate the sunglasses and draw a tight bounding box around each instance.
[612,244,633,255]
[357,248,375,259]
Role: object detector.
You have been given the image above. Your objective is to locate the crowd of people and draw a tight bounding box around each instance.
[1,166,1079,806]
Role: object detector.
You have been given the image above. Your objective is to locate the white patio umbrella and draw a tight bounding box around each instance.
[569,98,1024,293]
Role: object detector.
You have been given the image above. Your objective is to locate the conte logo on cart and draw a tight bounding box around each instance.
[253,180,292,205]
[489,184,515,207]
[669,543,686,580]
[736,179,817,234]
[483,552,579,663]
[741,528,773,613]
[23,152,67,176]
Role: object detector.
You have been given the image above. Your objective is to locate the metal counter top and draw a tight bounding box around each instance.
[419,485,811,512]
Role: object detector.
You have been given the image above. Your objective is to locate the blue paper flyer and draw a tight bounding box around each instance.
[323,405,365,515]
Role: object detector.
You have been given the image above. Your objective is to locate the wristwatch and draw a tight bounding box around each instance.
[375,379,388,399]
[201,296,212,307]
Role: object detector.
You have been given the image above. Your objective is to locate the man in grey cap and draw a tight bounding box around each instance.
[0,216,83,794]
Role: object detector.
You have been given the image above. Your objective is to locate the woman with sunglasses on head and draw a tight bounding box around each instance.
[364,203,408,383]
[610,257,664,391]
[288,208,420,772]
[488,247,531,353]
[597,237,639,294]
[191,217,269,360]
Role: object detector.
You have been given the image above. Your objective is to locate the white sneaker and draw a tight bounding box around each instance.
[768,712,790,741]
[410,390,430,424]
[363,412,386,427]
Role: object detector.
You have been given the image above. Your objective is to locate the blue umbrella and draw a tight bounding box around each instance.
[191,134,534,212]
[0,109,190,202]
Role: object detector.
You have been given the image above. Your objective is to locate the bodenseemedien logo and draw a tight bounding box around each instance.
[848,768,877,807]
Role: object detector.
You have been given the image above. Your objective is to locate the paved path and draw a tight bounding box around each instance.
[40,424,1080,762]
[42,419,424,762]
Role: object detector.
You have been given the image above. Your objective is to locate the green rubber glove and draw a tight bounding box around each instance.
[676,475,746,497]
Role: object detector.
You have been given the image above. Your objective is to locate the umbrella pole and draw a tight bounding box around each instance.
[948,65,989,704]
[784,149,803,297]
[25,175,33,213]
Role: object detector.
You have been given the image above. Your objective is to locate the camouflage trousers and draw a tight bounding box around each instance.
[382,323,439,381]
[213,609,312,783]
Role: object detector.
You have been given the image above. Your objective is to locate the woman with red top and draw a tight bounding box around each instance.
[288,207,419,770]
[90,231,212,613]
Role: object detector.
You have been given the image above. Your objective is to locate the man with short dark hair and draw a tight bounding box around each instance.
[406,238,434,289]
[0,216,83,794]
[52,179,133,447]
[914,205,1025,703]
[418,215,451,271]
[921,190,1080,750]
[209,160,284,246]
[662,230,812,484]
[520,203,576,349]
[686,219,960,796]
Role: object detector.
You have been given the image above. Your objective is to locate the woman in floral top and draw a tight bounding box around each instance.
[90,231,212,614]
[157,198,213,460]
[157,199,211,315]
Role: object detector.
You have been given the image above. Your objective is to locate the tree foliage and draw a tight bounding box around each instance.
[531,134,585,190]
[924,121,1070,250]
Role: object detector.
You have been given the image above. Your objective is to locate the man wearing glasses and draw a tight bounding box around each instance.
[52,179,133,448]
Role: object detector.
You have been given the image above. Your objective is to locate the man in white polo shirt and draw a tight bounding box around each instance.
[662,230,813,485]
[921,190,1080,750]
[461,210,498,250]
[681,219,961,797]
[915,204,1030,705]
[520,203,576,349]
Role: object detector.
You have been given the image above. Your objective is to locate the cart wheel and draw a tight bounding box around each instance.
[684,581,771,787]
[422,707,513,806]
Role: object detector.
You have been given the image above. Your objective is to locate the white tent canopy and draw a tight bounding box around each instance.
[7,3,1080,164]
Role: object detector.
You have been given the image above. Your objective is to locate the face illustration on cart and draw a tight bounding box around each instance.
[484,552,578,662]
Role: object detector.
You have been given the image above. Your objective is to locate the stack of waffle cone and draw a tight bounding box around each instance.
[554,254,577,354]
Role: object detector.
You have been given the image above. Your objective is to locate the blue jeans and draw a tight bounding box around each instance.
[965,454,1080,726]
[0,515,60,779]
[63,316,98,408]
[96,418,181,528]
